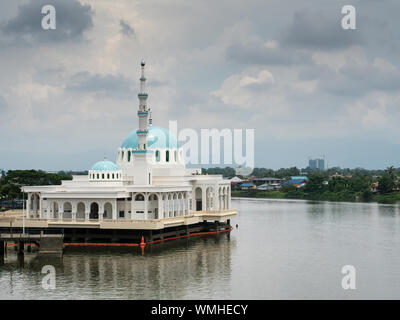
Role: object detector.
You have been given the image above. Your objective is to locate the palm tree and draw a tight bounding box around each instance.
[386,166,396,180]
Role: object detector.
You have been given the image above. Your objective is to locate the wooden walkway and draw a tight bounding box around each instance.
[0,233,64,256]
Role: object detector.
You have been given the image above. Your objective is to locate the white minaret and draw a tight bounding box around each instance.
[128,61,153,187]
[137,61,149,150]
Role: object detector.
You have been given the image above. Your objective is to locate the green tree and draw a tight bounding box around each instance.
[303,173,325,194]
[377,166,397,194]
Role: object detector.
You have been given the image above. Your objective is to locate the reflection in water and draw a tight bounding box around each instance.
[2,198,400,299]
[0,234,235,299]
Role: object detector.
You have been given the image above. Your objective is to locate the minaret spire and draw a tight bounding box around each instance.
[137,61,149,150]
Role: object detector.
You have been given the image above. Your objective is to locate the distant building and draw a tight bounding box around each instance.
[229,176,243,184]
[229,176,244,190]
[281,176,308,188]
[309,158,325,171]
[240,183,256,190]
[330,173,345,179]
[257,183,281,191]
[250,177,285,186]
[290,176,308,181]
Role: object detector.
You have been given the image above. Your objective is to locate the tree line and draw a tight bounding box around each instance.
[230,166,400,204]
[0,170,73,201]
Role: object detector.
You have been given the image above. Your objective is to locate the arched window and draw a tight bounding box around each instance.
[121,150,124,161]
[156,150,160,162]
[174,150,177,162]
[112,173,115,179]
[128,151,131,162]
[97,174,99,179]
[102,174,104,179]
[135,194,144,201]
[166,150,169,162]
[107,173,110,179]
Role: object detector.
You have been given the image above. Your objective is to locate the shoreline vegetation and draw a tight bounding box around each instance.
[1,167,400,209]
[203,166,400,205]
[231,190,400,204]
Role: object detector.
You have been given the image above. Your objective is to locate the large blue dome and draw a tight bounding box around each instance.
[121,126,178,149]
[91,160,120,171]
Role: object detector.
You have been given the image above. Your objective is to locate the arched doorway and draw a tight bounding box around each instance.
[90,202,99,219]
[63,202,72,219]
[77,202,85,220]
[148,194,158,219]
[104,202,112,219]
[195,187,202,211]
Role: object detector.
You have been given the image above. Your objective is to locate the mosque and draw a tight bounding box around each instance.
[21,62,236,243]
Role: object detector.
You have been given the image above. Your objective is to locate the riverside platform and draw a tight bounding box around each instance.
[0,209,236,245]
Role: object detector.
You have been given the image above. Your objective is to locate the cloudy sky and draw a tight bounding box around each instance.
[0,0,399,171]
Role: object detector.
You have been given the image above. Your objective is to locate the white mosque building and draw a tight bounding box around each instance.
[22,62,236,240]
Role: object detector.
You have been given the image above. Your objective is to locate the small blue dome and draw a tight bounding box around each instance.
[91,160,120,171]
[121,126,178,149]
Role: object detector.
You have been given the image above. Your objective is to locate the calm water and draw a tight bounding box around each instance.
[1,198,400,299]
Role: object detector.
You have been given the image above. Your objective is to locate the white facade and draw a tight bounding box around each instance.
[23,63,233,224]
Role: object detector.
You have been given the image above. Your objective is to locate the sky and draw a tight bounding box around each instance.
[0,0,400,171]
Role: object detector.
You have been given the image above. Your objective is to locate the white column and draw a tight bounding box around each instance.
[26,198,30,218]
[39,195,42,218]
[191,189,196,212]
[178,195,180,216]
[180,196,184,216]
[214,187,220,211]
[85,206,90,221]
[168,195,171,217]
[72,202,77,221]
[131,195,135,220]
[144,193,148,219]
[186,193,190,215]
[113,199,117,220]
[172,194,175,217]
[158,194,163,219]
[227,187,231,209]
[201,187,206,212]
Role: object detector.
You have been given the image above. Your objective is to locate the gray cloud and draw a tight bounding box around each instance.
[226,40,315,67]
[282,10,362,50]
[120,20,135,38]
[226,42,294,65]
[1,0,93,44]
[66,72,135,99]
[0,96,7,114]
[300,60,400,96]
[1,0,400,171]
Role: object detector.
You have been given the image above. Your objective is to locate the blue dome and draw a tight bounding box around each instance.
[91,160,120,171]
[121,126,178,149]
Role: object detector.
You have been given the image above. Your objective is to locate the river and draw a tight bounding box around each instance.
[1,198,400,299]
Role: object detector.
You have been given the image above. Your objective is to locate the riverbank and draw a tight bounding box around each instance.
[231,190,400,204]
